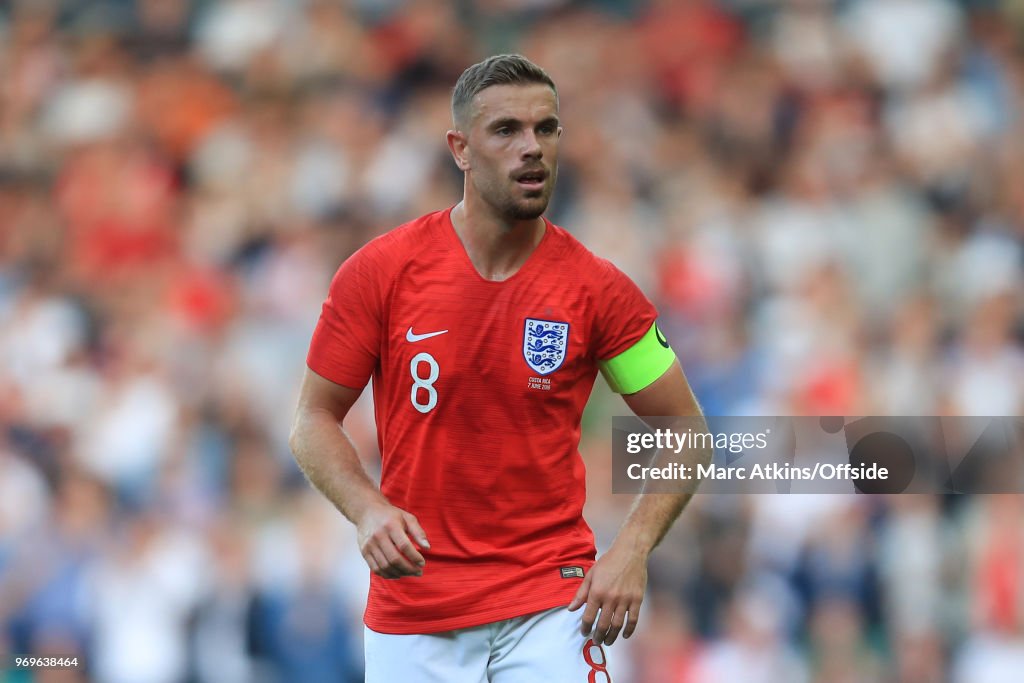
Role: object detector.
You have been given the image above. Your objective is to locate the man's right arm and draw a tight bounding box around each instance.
[289,367,430,579]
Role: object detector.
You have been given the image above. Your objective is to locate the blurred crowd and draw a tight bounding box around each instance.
[0,0,1022,681]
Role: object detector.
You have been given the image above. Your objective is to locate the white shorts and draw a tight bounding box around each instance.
[363,606,613,682]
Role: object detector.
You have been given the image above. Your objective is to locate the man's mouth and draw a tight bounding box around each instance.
[515,169,548,191]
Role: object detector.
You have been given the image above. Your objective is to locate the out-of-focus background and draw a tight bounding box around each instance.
[0,0,1022,681]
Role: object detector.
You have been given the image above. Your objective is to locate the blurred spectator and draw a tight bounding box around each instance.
[690,582,809,683]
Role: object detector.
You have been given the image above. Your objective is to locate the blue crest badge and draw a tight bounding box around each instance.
[523,318,569,375]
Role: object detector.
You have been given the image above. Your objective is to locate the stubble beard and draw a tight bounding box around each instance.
[483,172,557,221]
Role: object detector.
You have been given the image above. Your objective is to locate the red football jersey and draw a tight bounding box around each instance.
[307,207,658,634]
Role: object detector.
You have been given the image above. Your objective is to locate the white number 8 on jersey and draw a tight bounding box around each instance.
[409,352,439,413]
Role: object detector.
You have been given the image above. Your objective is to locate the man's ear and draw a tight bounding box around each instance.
[446,129,470,171]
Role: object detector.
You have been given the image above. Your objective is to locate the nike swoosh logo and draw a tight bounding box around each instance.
[655,324,670,349]
[406,327,449,342]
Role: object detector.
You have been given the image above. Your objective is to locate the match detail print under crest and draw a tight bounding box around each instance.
[523,318,569,375]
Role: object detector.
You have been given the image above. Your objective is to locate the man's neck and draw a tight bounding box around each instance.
[450,199,546,282]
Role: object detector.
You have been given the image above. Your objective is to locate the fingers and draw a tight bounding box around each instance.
[379,535,421,576]
[568,574,591,612]
[580,599,600,638]
[365,541,415,579]
[592,604,615,646]
[622,601,641,639]
[403,512,431,550]
[359,507,429,579]
[580,595,643,646]
[366,546,400,579]
[601,608,627,646]
[365,549,379,573]
[389,527,425,569]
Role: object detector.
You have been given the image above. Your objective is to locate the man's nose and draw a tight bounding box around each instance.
[520,130,542,159]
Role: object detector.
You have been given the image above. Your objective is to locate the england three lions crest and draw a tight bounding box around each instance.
[523,318,569,375]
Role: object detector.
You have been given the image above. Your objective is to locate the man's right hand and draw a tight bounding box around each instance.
[356,502,431,579]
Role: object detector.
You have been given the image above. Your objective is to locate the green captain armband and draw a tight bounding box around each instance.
[599,322,676,394]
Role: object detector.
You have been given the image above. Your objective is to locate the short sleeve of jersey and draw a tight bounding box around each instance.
[592,259,659,361]
[306,242,387,389]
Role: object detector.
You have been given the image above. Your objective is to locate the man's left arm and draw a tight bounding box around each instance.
[568,358,710,646]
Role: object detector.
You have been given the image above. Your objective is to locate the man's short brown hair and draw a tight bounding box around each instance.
[451,54,557,128]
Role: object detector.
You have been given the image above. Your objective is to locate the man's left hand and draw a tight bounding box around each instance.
[567,542,648,646]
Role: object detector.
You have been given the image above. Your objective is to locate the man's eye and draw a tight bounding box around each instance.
[539,125,557,135]
[496,128,512,136]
